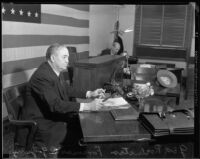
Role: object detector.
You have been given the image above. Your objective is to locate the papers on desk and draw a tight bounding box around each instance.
[97,97,131,110]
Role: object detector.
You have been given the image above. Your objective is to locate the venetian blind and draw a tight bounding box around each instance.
[135,5,188,48]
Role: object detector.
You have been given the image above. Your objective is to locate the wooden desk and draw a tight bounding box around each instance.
[79,111,151,143]
[78,110,194,158]
[73,55,125,93]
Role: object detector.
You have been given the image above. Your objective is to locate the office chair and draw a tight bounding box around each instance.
[3,83,37,151]
[62,47,78,85]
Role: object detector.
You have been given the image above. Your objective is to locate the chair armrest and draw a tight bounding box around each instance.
[9,119,37,127]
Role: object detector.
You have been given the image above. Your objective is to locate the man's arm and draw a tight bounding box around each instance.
[30,74,80,113]
[64,83,87,98]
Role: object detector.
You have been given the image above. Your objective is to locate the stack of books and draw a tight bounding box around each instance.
[110,106,139,121]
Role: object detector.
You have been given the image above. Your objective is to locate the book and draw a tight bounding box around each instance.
[110,106,139,121]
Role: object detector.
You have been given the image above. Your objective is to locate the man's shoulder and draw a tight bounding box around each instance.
[32,62,51,77]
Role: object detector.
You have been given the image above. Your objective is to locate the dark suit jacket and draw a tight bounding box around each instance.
[21,61,86,121]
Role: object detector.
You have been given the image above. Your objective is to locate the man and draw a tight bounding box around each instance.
[114,35,124,55]
[19,43,105,152]
[100,41,121,56]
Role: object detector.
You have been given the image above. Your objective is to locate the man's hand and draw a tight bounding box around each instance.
[81,99,104,111]
[87,88,106,99]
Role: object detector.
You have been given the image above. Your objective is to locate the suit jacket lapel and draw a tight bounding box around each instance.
[46,62,65,99]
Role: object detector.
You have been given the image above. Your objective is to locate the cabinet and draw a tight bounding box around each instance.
[73,55,125,93]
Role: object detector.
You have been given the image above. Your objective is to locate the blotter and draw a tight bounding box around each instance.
[111,106,139,121]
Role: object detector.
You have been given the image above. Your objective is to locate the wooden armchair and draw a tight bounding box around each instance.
[165,68,184,105]
[3,83,37,150]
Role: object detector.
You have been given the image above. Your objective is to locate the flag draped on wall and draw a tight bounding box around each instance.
[2,3,89,89]
[2,3,90,118]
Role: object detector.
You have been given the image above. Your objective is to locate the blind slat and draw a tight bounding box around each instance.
[136,5,187,48]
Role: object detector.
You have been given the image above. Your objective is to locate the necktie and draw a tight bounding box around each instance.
[59,74,66,97]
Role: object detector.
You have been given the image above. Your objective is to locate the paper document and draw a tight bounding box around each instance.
[97,97,131,109]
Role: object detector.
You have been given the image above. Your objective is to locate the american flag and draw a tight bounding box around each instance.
[2,3,41,23]
[2,4,89,89]
[2,3,90,118]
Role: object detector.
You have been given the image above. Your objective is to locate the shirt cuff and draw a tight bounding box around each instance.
[79,103,85,111]
[86,91,91,98]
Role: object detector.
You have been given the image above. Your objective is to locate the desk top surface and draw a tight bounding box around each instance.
[75,55,125,67]
[79,111,151,143]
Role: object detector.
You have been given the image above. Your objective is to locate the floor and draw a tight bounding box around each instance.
[3,65,195,158]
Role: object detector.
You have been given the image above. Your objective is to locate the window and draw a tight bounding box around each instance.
[134,4,194,60]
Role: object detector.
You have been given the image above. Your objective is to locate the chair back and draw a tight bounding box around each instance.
[3,83,38,150]
[67,46,78,67]
[63,47,78,84]
[3,83,27,121]
[167,68,183,84]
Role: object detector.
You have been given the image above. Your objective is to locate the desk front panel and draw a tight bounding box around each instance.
[73,55,125,93]
[81,140,193,158]
[79,111,151,142]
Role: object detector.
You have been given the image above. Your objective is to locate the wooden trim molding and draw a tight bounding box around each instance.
[189,57,195,64]
[135,45,187,61]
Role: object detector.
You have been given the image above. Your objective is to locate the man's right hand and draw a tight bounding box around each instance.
[80,99,103,112]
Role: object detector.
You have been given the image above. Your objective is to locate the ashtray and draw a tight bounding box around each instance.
[127,92,134,98]
[126,92,137,100]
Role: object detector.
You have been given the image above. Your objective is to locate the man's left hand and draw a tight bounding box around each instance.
[87,89,106,98]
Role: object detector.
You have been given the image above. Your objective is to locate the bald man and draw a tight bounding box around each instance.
[19,43,105,152]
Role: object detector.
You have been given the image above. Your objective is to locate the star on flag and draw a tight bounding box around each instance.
[2,3,41,23]
[19,9,23,16]
[2,7,6,14]
[11,8,15,14]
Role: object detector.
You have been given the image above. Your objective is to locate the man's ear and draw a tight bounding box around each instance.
[50,54,55,62]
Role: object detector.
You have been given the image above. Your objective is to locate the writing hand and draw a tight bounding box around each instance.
[89,88,106,99]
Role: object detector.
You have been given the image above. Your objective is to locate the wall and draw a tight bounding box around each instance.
[190,2,195,57]
[2,4,90,118]
[89,5,117,56]
[118,5,135,56]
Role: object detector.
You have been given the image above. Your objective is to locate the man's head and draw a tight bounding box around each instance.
[46,43,69,72]
[111,42,120,55]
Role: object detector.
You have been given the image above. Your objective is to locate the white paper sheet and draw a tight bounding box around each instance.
[96,97,130,109]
